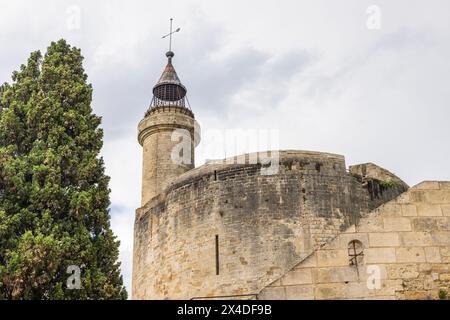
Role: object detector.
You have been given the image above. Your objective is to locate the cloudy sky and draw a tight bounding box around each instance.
[1,0,449,295]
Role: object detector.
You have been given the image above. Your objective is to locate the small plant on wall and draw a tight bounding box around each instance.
[438,289,448,300]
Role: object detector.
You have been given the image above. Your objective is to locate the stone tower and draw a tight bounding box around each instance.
[137,50,200,205]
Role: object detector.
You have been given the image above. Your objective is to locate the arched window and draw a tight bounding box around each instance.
[348,240,364,267]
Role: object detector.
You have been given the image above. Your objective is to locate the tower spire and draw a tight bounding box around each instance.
[148,18,189,113]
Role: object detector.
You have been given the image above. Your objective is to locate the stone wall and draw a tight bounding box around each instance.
[132,151,405,299]
[258,181,450,300]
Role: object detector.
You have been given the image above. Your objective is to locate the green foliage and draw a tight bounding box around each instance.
[438,289,448,300]
[0,40,127,299]
[379,179,401,188]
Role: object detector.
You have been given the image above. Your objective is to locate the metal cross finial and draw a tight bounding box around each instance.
[162,18,181,52]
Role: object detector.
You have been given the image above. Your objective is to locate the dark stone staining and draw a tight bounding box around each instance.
[284,159,293,170]
[365,178,408,210]
[315,162,323,172]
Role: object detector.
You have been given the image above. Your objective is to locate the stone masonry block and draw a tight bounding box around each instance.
[402,204,417,217]
[369,233,400,247]
[396,192,410,204]
[315,283,346,300]
[441,205,450,217]
[373,279,404,296]
[409,191,427,203]
[295,255,317,269]
[417,204,442,217]
[412,217,439,231]
[440,247,450,257]
[431,231,450,245]
[400,232,433,246]
[285,285,314,300]
[396,247,426,263]
[424,190,450,204]
[365,248,397,264]
[357,217,384,232]
[258,286,286,300]
[314,266,359,284]
[383,217,412,232]
[386,264,419,279]
[439,274,450,281]
[424,247,442,263]
[316,249,349,267]
[414,182,440,190]
[380,204,402,217]
[280,269,313,286]
[345,281,370,299]
[440,182,450,190]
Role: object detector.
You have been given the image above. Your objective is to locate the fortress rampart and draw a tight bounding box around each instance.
[132,151,407,299]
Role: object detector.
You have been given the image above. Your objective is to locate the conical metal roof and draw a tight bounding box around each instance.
[152,51,187,102]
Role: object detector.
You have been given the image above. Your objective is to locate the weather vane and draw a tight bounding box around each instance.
[162,18,180,52]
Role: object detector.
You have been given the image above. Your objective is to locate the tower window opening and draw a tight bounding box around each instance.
[348,240,364,267]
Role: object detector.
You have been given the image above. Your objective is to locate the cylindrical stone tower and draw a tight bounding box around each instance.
[138,51,200,205]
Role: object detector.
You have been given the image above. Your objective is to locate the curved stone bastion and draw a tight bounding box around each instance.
[132,150,408,299]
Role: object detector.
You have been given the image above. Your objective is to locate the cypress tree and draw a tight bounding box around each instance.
[0,40,127,299]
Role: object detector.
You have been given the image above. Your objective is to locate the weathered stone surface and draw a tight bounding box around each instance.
[386,264,419,279]
[412,217,449,231]
[378,204,402,217]
[414,181,440,190]
[315,283,346,300]
[417,204,442,216]
[294,255,317,269]
[431,231,450,245]
[402,204,417,216]
[369,233,400,247]
[396,247,426,263]
[356,217,384,232]
[255,183,450,300]
[424,247,442,263]
[441,205,450,216]
[280,269,313,286]
[365,248,397,263]
[345,282,370,299]
[285,285,314,300]
[374,279,404,296]
[400,232,433,247]
[315,267,359,283]
[439,274,450,281]
[404,291,432,300]
[257,286,286,300]
[383,217,412,232]
[316,250,349,267]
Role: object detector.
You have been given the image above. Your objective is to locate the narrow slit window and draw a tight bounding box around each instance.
[215,235,220,275]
